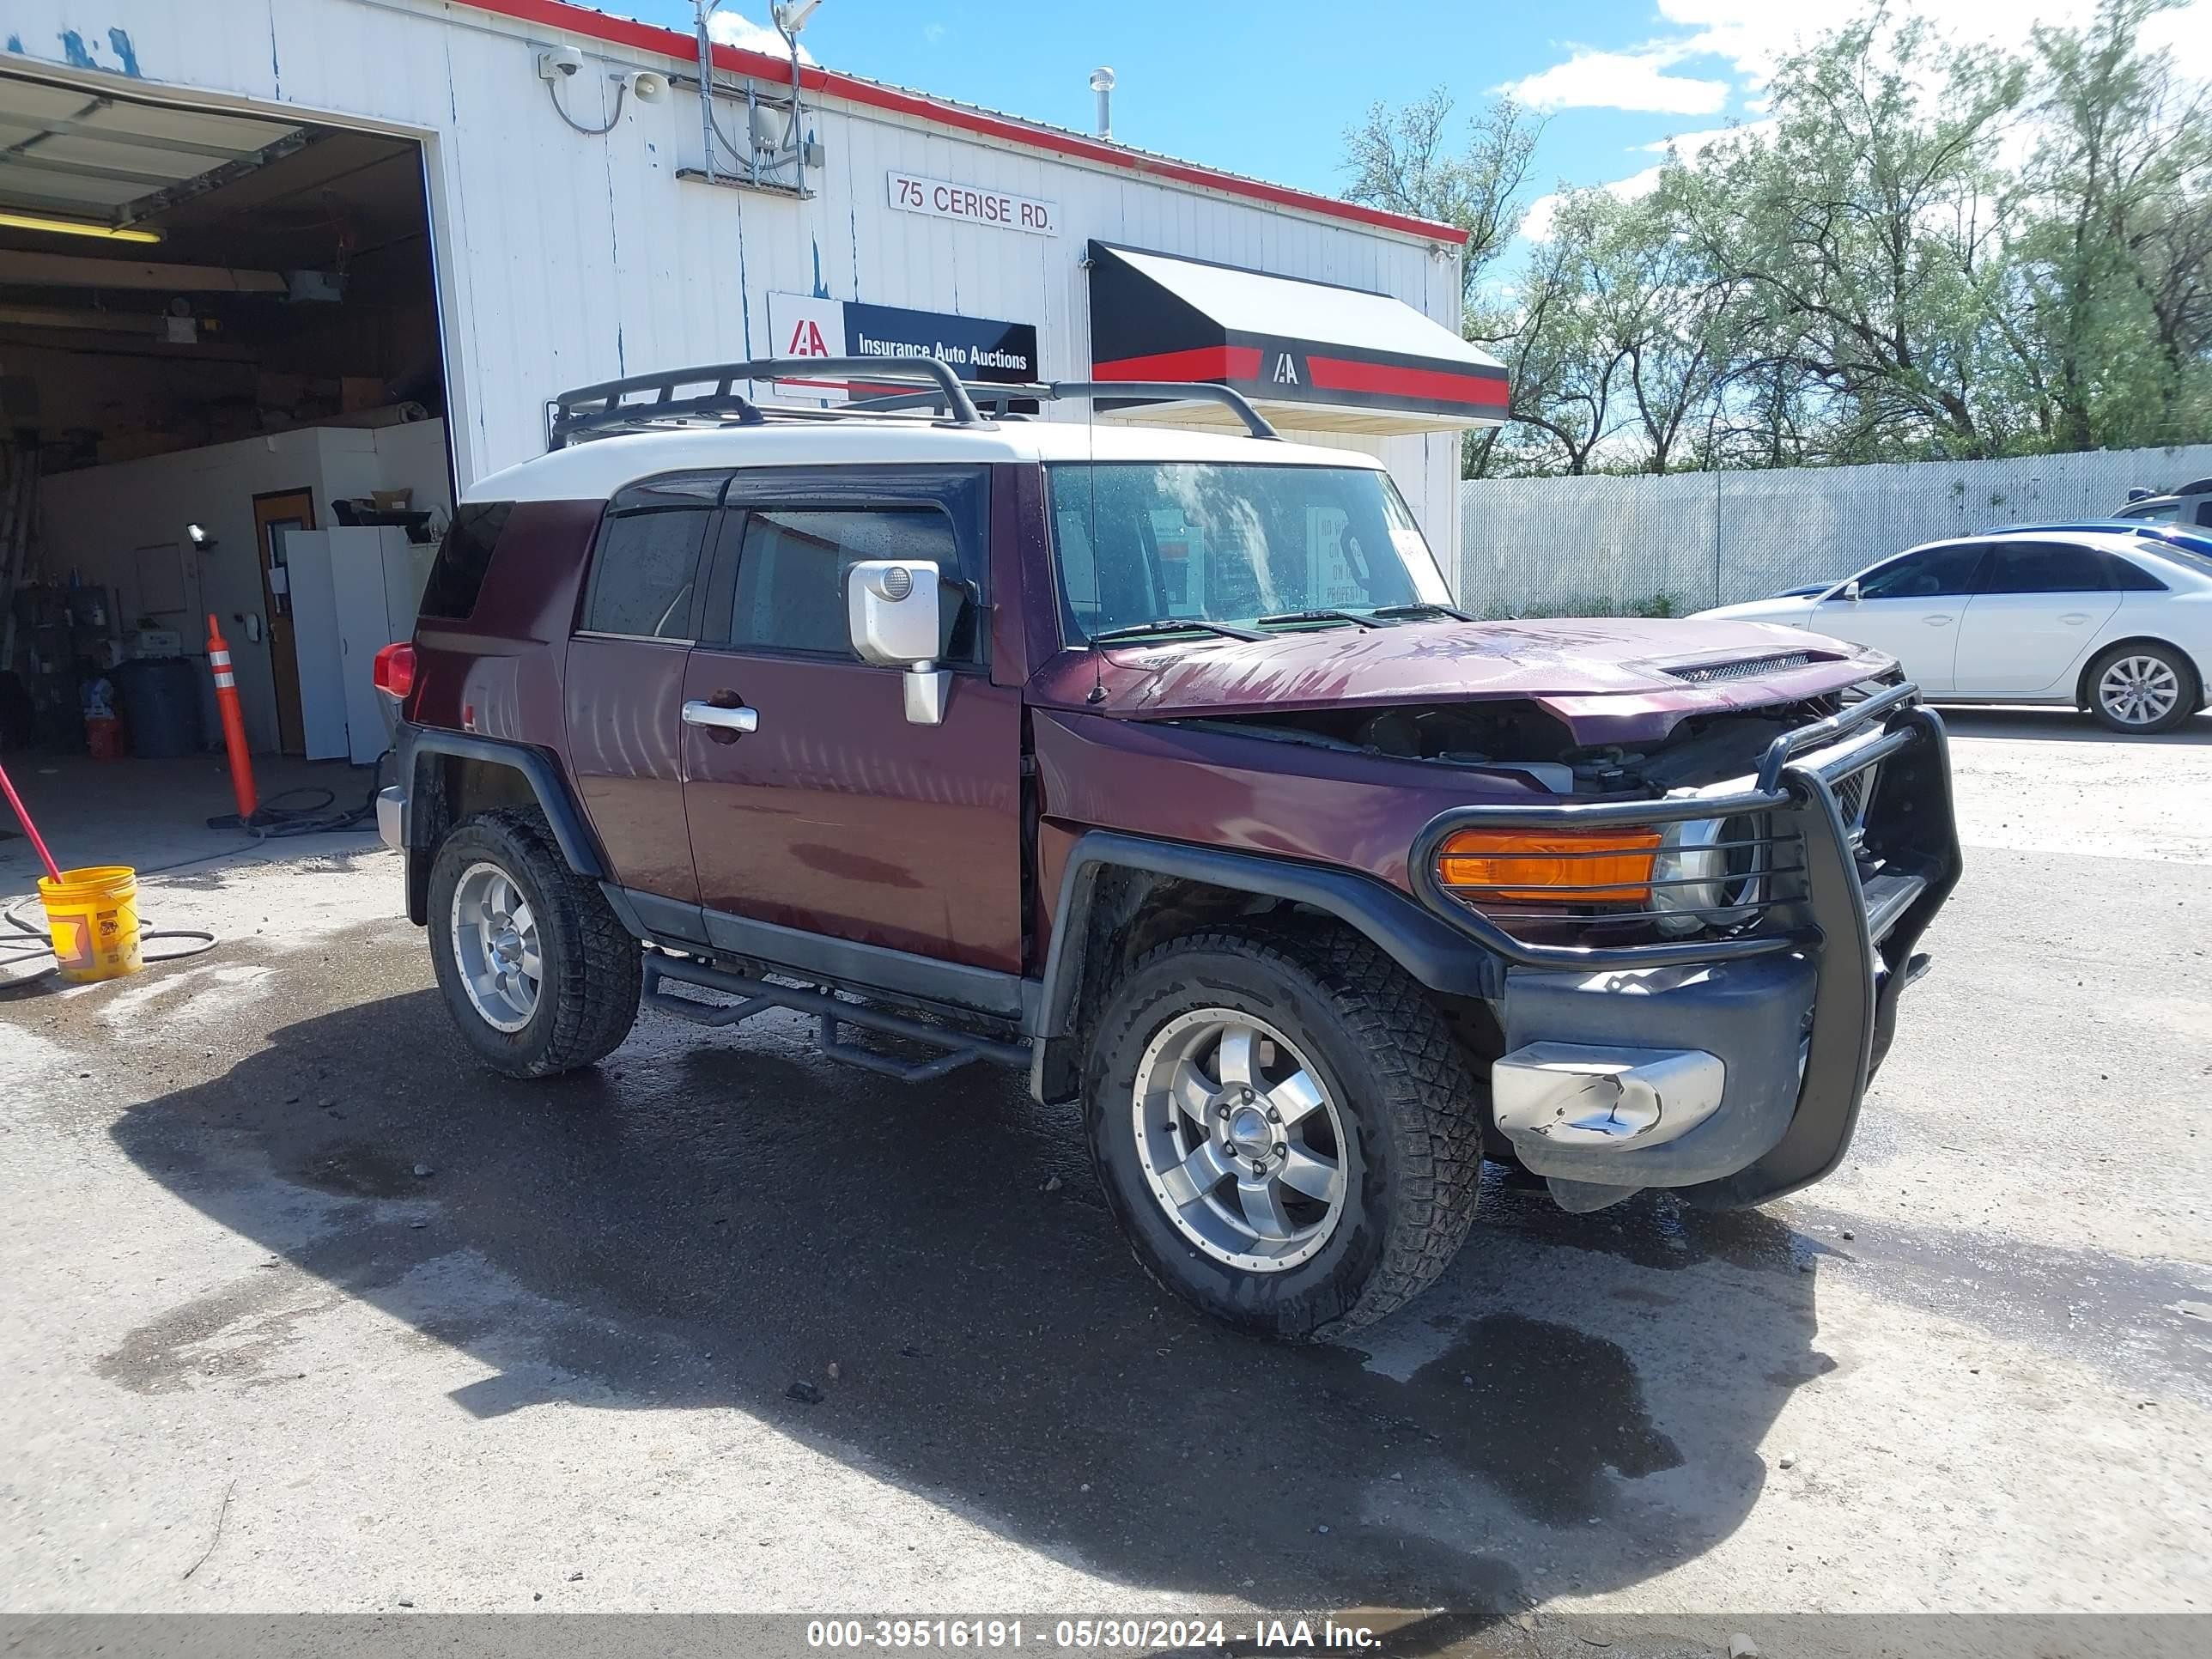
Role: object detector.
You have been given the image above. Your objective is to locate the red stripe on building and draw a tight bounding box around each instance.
[1092,346,1265,383]
[459,1,1469,246]
[1305,356,1510,409]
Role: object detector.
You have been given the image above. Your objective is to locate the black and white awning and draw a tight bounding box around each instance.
[1086,241,1507,435]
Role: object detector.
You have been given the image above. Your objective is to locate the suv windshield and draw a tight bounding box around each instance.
[1047,462,1452,644]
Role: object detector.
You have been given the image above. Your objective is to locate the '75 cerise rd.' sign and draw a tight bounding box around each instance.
[888,170,1059,236]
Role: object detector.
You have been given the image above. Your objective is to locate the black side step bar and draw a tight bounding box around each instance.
[641,954,1030,1084]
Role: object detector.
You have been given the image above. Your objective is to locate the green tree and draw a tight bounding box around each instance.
[1466,187,1733,476]
[2021,0,2212,449]
[1669,9,2030,462]
[1341,87,1542,291]
[1464,193,1630,475]
[1340,0,2212,476]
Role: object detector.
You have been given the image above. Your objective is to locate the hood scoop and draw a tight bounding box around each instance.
[1663,651,1824,684]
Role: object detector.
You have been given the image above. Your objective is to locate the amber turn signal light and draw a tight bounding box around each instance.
[1435,827,1662,902]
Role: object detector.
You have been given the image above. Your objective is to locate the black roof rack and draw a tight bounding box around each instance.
[546,358,1280,447]
[548,356,987,448]
[848,379,1279,440]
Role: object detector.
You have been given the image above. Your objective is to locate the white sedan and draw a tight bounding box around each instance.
[1693,526,2212,734]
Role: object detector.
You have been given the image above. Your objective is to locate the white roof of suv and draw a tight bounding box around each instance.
[467,416,1383,505]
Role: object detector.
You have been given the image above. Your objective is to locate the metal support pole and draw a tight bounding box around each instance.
[694,0,721,185]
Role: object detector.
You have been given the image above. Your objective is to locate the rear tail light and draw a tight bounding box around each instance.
[372,641,416,700]
[1435,827,1661,903]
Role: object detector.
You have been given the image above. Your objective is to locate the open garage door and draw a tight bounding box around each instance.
[0,68,452,766]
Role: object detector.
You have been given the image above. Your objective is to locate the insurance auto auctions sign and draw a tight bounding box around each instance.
[887,169,1059,236]
[766,293,1040,402]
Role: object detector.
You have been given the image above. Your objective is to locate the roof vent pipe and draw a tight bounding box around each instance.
[1090,67,1115,141]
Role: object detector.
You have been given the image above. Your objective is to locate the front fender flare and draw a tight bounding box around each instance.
[1036,830,1504,1048]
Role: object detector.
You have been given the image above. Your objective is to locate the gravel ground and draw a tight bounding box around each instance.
[2,707,2207,1641]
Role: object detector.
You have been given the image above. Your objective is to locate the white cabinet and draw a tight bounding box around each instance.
[282,526,424,765]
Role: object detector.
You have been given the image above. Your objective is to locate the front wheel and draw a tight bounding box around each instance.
[1084,925,1483,1340]
[2087,642,2199,735]
[426,808,641,1077]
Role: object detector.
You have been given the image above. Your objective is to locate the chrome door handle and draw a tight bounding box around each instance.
[1922,615,1953,627]
[683,699,759,733]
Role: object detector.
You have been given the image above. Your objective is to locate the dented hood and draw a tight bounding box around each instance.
[1028,617,1893,745]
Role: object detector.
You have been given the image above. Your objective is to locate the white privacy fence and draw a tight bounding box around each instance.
[1456,445,2212,615]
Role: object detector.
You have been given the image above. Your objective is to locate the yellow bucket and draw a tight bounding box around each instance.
[37,865,143,984]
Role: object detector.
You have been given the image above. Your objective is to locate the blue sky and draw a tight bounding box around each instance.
[629,2,2210,242]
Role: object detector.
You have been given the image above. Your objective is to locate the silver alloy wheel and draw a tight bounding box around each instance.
[1130,1009,1349,1273]
[2097,653,2182,727]
[450,860,542,1033]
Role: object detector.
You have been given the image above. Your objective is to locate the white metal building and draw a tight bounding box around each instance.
[0,0,1494,757]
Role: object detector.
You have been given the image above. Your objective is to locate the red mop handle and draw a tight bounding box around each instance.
[0,755,64,883]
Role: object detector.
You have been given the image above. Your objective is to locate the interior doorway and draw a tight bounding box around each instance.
[252,488,316,755]
[0,66,453,764]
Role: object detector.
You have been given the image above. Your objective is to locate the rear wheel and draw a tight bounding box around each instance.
[1084,925,1482,1340]
[2087,643,2198,734]
[427,808,641,1077]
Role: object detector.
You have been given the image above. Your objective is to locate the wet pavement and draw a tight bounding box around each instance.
[3,709,2209,1621]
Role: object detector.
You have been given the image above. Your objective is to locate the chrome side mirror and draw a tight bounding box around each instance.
[847,558,949,726]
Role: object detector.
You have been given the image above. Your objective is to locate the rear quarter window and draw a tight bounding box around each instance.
[2106,553,2168,592]
[416,501,514,620]
[580,506,713,640]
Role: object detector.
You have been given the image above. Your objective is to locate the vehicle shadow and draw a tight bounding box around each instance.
[105,931,1820,1614]
[1936,703,2212,744]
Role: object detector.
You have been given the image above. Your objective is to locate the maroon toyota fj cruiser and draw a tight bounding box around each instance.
[375,358,1960,1338]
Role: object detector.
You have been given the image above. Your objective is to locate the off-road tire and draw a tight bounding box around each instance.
[2084,641,2200,735]
[427,807,641,1077]
[1083,922,1483,1340]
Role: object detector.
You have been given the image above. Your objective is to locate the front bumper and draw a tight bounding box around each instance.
[1413,683,1961,1211]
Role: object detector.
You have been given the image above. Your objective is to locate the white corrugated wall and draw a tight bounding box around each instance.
[0,0,1465,562]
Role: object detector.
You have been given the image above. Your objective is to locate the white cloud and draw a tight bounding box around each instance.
[1502,0,2212,245]
[706,9,815,63]
[1505,46,1730,115]
[1656,0,2211,79]
[1509,1,2212,131]
[1519,165,1667,243]
[1518,119,1774,241]
[923,21,946,44]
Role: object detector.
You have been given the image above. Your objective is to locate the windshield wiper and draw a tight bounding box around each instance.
[1090,617,1267,645]
[1367,602,1474,623]
[1255,608,1380,630]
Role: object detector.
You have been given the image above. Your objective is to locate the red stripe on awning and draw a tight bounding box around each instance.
[1092,346,1266,382]
[1306,356,1510,409]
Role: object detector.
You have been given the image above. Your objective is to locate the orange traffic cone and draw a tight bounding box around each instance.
[206,614,258,821]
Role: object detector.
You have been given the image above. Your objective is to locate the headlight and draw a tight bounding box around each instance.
[1651,812,1765,934]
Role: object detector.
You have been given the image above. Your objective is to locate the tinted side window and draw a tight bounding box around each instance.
[581,507,711,639]
[1981,542,2112,594]
[728,507,971,660]
[417,501,514,620]
[2106,553,2167,592]
[1857,544,1985,600]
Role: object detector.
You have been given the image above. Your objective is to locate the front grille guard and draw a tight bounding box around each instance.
[1408,679,1928,973]
[1411,681,1962,1208]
